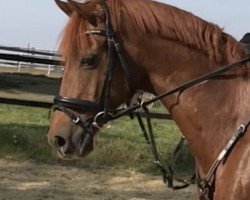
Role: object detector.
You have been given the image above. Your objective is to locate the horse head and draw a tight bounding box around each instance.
[48,0,149,158]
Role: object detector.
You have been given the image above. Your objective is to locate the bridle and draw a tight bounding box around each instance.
[53,1,250,199]
[54,2,132,132]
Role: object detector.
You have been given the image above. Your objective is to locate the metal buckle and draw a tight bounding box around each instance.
[72,117,80,124]
[238,124,246,133]
[92,122,102,130]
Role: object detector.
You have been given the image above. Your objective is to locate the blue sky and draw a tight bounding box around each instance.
[0,0,249,50]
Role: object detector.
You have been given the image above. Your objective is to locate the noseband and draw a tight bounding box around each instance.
[54,3,132,131]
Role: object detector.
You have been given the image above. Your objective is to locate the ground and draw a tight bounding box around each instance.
[0,67,61,102]
[0,159,195,200]
[0,67,196,199]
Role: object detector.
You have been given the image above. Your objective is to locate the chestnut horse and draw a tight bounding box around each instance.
[48,0,250,199]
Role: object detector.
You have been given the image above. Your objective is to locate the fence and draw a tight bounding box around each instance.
[0,48,171,120]
[0,45,63,108]
[0,39,249,113]
[0,97,53,109]
[0,45,63,75]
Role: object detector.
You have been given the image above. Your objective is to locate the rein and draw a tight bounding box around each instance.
[53,1,250,197]
[110,57,250,121]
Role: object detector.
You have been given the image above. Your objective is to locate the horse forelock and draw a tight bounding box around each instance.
[59,12,91,65]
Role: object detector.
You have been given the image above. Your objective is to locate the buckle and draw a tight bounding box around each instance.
[238,124,246,133]
[72,117,80,124]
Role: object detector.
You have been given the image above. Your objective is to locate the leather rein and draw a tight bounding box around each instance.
[53,2,250,198]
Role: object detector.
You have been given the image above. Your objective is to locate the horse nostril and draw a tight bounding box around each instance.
[54,136,66,148]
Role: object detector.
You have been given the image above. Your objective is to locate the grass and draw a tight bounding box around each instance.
[0,103,194,176]
[0,69,194,175]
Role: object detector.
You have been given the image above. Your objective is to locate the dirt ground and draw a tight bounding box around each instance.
[0,159,196,200]
[0,67,60,102]
[0,67,196,199]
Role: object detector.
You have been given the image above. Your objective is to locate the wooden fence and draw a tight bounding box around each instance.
[0,45,63,108]
[0,38,249,110]
[0,45,63,75]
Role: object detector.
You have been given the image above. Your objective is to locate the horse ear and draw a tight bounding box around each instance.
[55,0,73,16]
[68,0,105,24]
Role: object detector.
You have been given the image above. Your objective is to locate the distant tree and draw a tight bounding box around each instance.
[240,33,250,52]
[240,33,250,43]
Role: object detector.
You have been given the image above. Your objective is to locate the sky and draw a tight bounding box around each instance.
[0,0,249,51]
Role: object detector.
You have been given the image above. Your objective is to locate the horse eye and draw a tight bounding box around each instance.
[81,55,96,69]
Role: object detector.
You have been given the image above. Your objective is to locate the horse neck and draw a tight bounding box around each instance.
[122,33,250,173]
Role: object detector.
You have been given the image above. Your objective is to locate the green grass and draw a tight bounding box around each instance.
[0,103,194,176]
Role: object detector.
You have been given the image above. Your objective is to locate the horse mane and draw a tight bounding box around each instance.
[108,0,247,63]
[59,0,247,63]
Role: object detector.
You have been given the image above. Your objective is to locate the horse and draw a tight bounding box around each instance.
[48,0,250,199]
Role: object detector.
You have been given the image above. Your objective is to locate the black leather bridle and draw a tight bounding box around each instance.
[54,3,132,133]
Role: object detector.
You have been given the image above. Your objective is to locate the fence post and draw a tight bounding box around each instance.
[17,59,21,72]
[48,65,51,76]
[47,50,52,76]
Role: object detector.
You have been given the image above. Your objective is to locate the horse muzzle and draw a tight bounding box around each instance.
[51,125,96,158]
[50,95,113,159]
